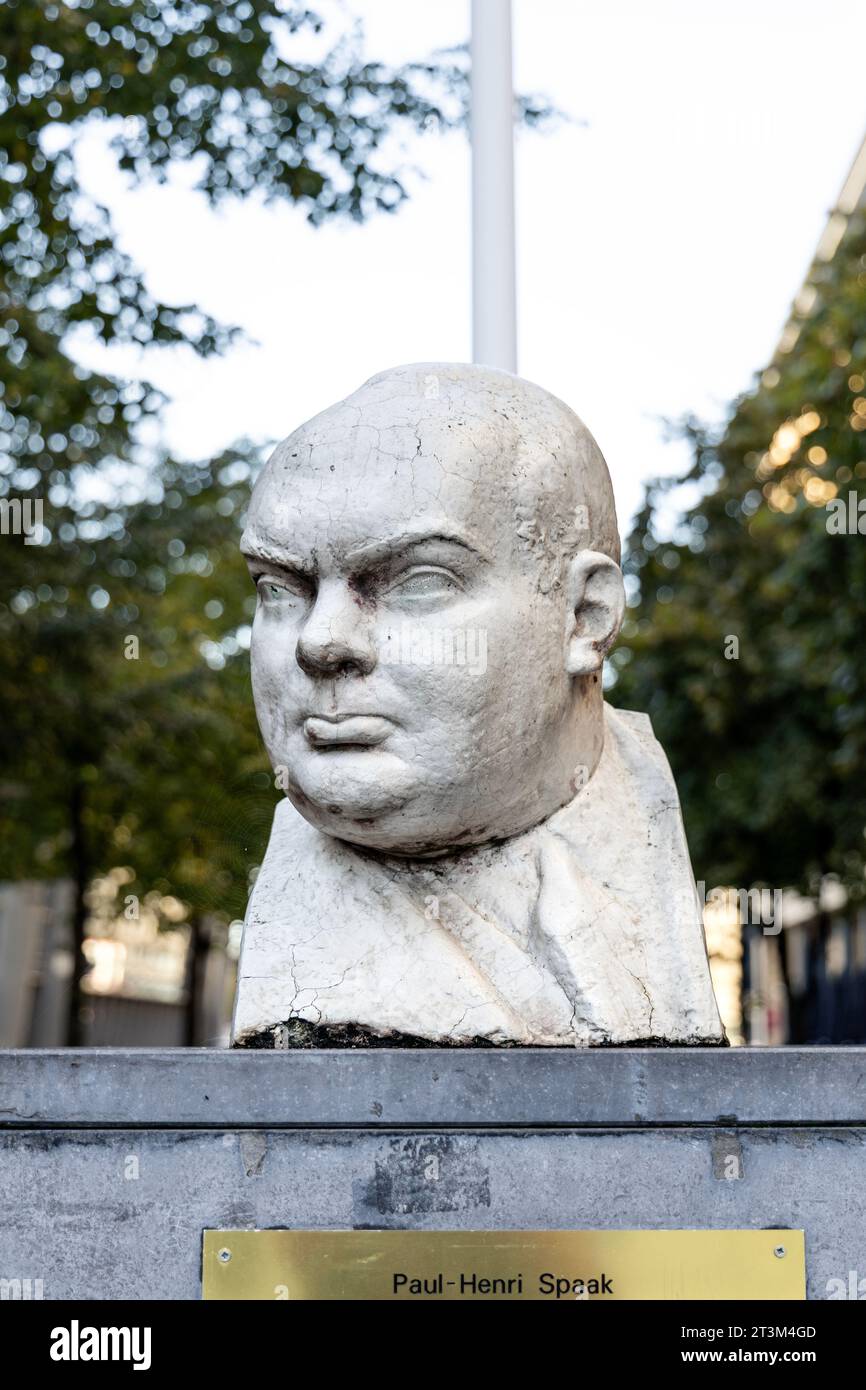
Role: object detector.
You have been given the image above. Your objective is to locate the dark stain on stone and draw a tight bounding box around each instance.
[234,1019,515,1049]
[356,1136,490,1218]
[235,1018,730,1049]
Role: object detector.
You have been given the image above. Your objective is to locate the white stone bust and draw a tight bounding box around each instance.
[231,363,725,1048]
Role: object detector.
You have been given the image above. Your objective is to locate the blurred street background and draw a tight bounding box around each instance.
[1,1,865,1046]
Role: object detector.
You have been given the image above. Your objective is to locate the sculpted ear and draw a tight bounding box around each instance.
[564,551,625,676]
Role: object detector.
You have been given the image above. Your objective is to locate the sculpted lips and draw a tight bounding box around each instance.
[303,714,393,748]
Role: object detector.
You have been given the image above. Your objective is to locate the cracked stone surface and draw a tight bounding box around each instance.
[231,363,725,1048]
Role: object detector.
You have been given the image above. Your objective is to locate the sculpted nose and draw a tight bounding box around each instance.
[295,582,377,677]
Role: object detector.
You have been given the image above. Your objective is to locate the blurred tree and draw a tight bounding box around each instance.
[610,205,866,902]
[0,452,273,1040]
[0,0,552,1040]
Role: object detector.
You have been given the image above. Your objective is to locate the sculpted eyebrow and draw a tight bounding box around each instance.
[344,533,488,567]
[240,537,314,574]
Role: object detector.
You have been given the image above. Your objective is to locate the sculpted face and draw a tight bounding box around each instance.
[242,364,624,855]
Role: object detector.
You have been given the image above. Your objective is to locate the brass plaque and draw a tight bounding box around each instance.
[202,1229,805,1300]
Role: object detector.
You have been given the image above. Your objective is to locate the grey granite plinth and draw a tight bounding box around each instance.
[1,1047,864,1300]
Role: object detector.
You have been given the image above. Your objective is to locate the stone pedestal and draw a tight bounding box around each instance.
[0,1047,863,1300]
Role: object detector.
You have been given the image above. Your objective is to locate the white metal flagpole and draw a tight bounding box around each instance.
[470,0,517,374]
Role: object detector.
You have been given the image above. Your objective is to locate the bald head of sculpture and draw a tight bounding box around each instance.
[241,363,625,855]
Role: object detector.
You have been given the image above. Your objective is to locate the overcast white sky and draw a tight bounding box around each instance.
[72,0,866,530]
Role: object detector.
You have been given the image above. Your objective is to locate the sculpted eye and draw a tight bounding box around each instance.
[386,567,462,600]
[256,574,309,605]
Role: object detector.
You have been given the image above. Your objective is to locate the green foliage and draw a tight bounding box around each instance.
[0,451,271,911]
[611,210,866,898]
